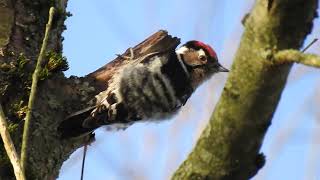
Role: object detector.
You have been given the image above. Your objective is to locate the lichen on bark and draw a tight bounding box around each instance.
[172,0,318,179]
[0,0,318,179]
[0,1,179,178]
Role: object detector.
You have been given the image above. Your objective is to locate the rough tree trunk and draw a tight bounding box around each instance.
[0,0,179,179]
[172,0,318,179]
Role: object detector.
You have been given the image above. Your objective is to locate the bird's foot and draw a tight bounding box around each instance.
[91,104,107,118]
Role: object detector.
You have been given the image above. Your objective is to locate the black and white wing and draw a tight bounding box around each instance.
[58,50,176,138]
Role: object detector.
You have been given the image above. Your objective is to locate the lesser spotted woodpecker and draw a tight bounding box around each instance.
[58,40,228,138]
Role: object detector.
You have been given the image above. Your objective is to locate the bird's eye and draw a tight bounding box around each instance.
[199,55,207,62]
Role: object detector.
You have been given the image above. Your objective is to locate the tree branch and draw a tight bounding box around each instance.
[274,49,320,68]
[0,104,25,180]
[172,0,318,179]
[1,26,180,178]
[86,30,180,91]
[20,7,55,173]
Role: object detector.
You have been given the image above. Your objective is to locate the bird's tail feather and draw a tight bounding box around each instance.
[58,106,99,139]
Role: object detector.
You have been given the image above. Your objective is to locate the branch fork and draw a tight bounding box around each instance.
[274,49,320,68]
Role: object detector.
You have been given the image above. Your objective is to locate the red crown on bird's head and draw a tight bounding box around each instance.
[191,41,218,60]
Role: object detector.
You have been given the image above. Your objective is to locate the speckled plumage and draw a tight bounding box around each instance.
[58,41,228,138]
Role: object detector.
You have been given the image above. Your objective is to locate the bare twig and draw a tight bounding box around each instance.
[302,38,318,52]
[80,143,88,180]
[0,104,26,180]
[20,7,55,173]
[80,133,95,180]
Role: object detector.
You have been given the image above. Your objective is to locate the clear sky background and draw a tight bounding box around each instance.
[57,1,320,180]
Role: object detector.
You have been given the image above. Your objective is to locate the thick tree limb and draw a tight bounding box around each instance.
[0,105,25,180]
[172,0,318,179]
[274,49,320,68]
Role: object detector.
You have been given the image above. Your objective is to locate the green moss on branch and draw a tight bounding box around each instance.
[274,49,320,68]
[172,0,318,179]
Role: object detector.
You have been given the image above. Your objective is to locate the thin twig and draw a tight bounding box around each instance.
[302,38,318,52]
[80,134,95,180]
[80,143,88,180]
[20,7,55,173]
[0,104,26,180]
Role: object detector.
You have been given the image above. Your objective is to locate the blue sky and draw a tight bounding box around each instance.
[58,1,320,179]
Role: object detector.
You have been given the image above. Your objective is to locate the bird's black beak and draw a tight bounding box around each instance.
[217,63,229,72]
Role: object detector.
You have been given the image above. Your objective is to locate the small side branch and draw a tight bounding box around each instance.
[274,49,320,68]
[20,7,55,173]
[0,105,26,180]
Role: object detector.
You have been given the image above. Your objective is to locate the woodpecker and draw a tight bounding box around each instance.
[58,40,228,138]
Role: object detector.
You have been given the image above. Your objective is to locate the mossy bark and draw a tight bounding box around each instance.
[0,0,179,179]
[0,0,81,179]
[172,0,318,179]
[0,0,318,179]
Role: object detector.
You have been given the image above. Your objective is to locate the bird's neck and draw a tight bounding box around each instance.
[175,52,190,78]
[173,52,204,90]
[159,52,193,102]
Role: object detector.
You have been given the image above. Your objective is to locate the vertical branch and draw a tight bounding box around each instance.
[0,105,26,180]
[20,7,55,173]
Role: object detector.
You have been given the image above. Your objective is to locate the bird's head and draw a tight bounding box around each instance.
[176,40,228,88]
